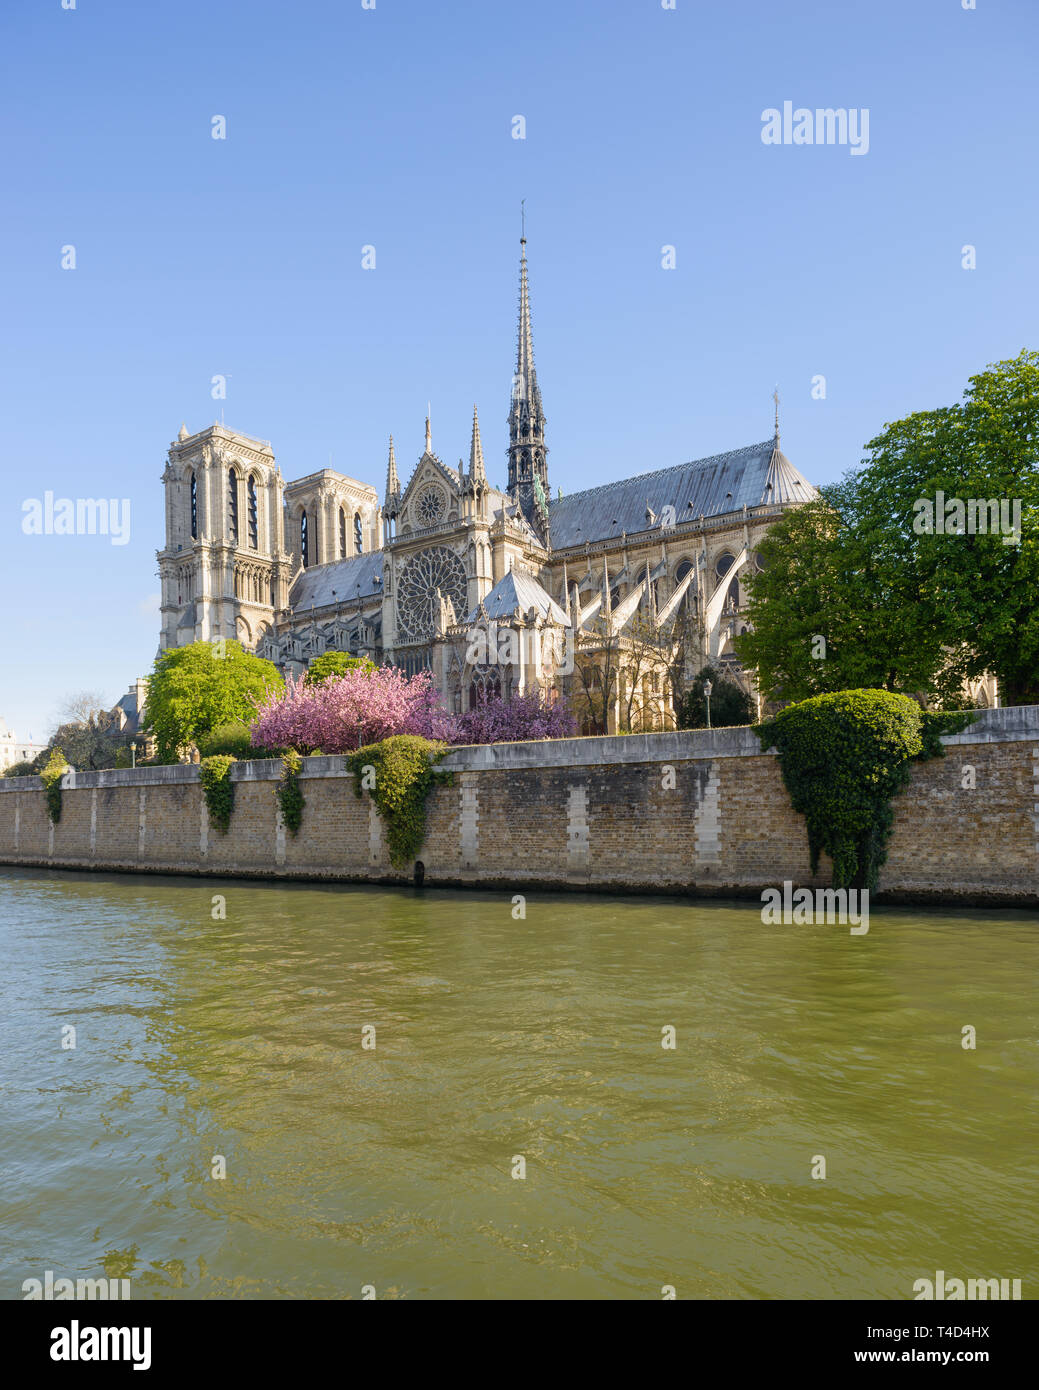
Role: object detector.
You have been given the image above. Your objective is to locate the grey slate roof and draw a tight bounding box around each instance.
[546,439,816,548]
[466,568,568,625]
[289,551,384,609]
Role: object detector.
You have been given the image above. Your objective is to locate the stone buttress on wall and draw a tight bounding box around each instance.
[0,708,1036,905]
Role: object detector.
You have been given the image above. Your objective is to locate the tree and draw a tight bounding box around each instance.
[304,651,376,686]
[43,709,133,771]
[144,640,285,762]
[568,612,623,734]
[736,351,1039,706]
[454,691,577,744]
[677,664,754,729]
[250,667,448,754]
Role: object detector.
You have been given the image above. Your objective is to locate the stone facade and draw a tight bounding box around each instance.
[2,708,1035,905]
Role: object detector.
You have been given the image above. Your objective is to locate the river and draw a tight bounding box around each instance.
[2,867,1036,1299]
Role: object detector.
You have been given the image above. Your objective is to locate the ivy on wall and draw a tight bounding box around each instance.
[347,736,451,869]
[754,690,974,891]
[199,754,236,832]
[40,748,68,825]
[276,749,305,836]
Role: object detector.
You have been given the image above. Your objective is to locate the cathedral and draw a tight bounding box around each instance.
[158,236,817,732]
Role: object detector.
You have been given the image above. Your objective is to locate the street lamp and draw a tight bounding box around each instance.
[703,677,713,729]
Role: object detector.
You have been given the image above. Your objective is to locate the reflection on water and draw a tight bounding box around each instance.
[1,867,1037,1299]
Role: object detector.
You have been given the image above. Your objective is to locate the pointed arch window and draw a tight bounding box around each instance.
[247,475,258,548]
[228,469,239,542]
[354,511,363,554]
[301,510,310,568]
[189,472,197,539]
[339,507,347,559]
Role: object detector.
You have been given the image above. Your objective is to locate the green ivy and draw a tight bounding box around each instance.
[199,754,236,832]
[277,749,305,836]
[347,735,451,869]
[40,748,69,824]
[754,690,974,891]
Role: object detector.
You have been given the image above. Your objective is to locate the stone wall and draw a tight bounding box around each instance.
[1,708,1036,905]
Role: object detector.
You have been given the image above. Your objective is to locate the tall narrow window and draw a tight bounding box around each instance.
[247,475,258,548]
[354,512,363,554]
[189,472,197,539]
[301,511,310,567]
[228,469,239,542]
[339,507,347,559]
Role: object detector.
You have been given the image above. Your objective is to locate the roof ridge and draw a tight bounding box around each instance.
[548,440,776,508]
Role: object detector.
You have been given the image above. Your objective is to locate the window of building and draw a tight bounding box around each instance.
[339,508,347,559]
[228,469,239,542]
[247,476,258,548]
[354,512,363,554]
[189,472,197,539]
[301,511,310,567]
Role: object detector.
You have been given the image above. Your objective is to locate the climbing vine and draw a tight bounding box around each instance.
[347,735,451,868]
[755,690,974,891]
[276,749,305,836]
[40,748,68,825]
[199,754,236,832]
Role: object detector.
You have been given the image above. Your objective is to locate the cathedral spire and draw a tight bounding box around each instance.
[425,413,432,455]
[385,435,400,512]
[507,227,549,544]
[469,404,486,482]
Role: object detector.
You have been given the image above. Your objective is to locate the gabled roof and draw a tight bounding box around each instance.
[465,568,568,625]
[546,439,816,548]
[289,551,384,609]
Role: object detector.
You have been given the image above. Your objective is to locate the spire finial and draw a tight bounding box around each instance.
[521,198,526,245]
[425,410,432,454]
[469,404,486,482]
[773,385,780,443]
[386,434,400,500]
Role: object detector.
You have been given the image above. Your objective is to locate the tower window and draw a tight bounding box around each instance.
[301,511,310,568]
[189,472,197,539]
[339,507,346,559]
[247,475,258,548]
[354,512,363,554]
[228,469,239,542]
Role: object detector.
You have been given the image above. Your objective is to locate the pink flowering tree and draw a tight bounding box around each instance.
[250,667,452,753]
[453,691,576,745]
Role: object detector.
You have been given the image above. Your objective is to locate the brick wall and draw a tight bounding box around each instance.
[1,709,1036,905]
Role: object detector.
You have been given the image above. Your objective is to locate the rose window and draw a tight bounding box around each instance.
[396,546,468,642]
[417,487,446,525]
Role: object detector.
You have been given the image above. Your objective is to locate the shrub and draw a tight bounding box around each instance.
[347,735,450,868]
[276,749,305,835]
[199,754,236,832]
[40,748,68,824]
[755,689,974,891]
[197,721,279,760]
[304,651,376,685]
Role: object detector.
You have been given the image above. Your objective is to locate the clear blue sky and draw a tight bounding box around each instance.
[1,0,1036,739]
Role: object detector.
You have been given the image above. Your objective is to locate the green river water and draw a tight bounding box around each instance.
[1,867,1037,1300]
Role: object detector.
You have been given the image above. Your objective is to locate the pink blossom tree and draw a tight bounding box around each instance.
[250,667,452,753]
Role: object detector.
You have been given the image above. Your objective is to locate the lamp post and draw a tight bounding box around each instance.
[703,677,713,730]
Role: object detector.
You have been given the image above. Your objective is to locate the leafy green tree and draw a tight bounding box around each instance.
[737,351,1039,706]
[144,640,284,762]
[677,664,754,729]
[304,651,376,685]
